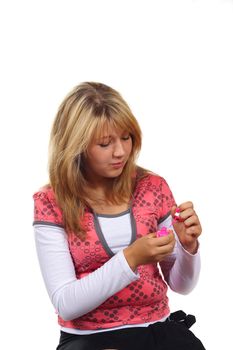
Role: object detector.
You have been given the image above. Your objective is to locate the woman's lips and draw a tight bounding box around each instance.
[110,162,124,169]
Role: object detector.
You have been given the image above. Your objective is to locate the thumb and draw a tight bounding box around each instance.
[170,205,178,218]
[147,232,156,239]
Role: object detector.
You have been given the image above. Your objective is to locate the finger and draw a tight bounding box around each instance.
[178,201,194,211]
[156,252,171,262]
[183,214,200,227]
[156,242,175,256]
[155,232,175,246]
[180,208,196,221]
[186,225,202,237]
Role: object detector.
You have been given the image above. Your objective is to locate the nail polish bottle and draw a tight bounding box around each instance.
[157,226,169,237]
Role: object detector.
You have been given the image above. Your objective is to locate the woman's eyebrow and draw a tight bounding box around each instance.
[96,131,129,142]
[96,135,111,142]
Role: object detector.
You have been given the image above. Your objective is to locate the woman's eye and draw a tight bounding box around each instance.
[99,143,110,148]
[122,135,131,141]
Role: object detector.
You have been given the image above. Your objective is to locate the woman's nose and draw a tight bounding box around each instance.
[113,140,125,157]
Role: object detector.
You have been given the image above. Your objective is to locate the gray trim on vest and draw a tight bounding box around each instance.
[96,208,130,218]
[33,221,64,228]
[158,211,171,225]
[93,207,137,257]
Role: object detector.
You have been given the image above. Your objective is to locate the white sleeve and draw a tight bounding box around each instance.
[34,225,139,321]
[158,216,201,295]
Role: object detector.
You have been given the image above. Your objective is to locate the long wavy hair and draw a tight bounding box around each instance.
[48,82,145,239]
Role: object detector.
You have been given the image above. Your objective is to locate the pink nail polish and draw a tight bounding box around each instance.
[173,207,182,223]
[157,226,169,237]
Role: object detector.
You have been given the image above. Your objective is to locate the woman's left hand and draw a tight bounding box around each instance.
[171,202,202,254]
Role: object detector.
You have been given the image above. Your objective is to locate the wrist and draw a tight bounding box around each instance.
[183,241,198,255]
[123,247,138,272]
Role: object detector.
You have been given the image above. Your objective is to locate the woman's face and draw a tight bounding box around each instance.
[84,127,133,185]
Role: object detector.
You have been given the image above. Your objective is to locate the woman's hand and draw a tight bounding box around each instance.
[171,202,202,254]
[123,230,175,271]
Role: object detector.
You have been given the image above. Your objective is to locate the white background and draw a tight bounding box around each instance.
[0,0,232,349]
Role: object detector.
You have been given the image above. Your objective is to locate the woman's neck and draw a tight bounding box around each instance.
[86,179,114,200]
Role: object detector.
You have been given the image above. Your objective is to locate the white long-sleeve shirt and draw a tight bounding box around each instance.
[34,214,200,335]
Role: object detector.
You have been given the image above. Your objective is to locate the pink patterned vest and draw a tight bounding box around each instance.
[33,174,175,330]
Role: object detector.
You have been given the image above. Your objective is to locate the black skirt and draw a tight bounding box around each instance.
[56,311,205,350]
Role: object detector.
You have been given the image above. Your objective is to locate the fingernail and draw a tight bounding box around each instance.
[173,207,182,222]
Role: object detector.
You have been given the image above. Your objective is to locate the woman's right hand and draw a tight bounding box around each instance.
[123,230,175,271]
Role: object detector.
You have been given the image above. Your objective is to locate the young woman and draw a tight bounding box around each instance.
[33,82,205,350]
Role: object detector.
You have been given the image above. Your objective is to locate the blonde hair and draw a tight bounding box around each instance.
[49,82,145,239]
